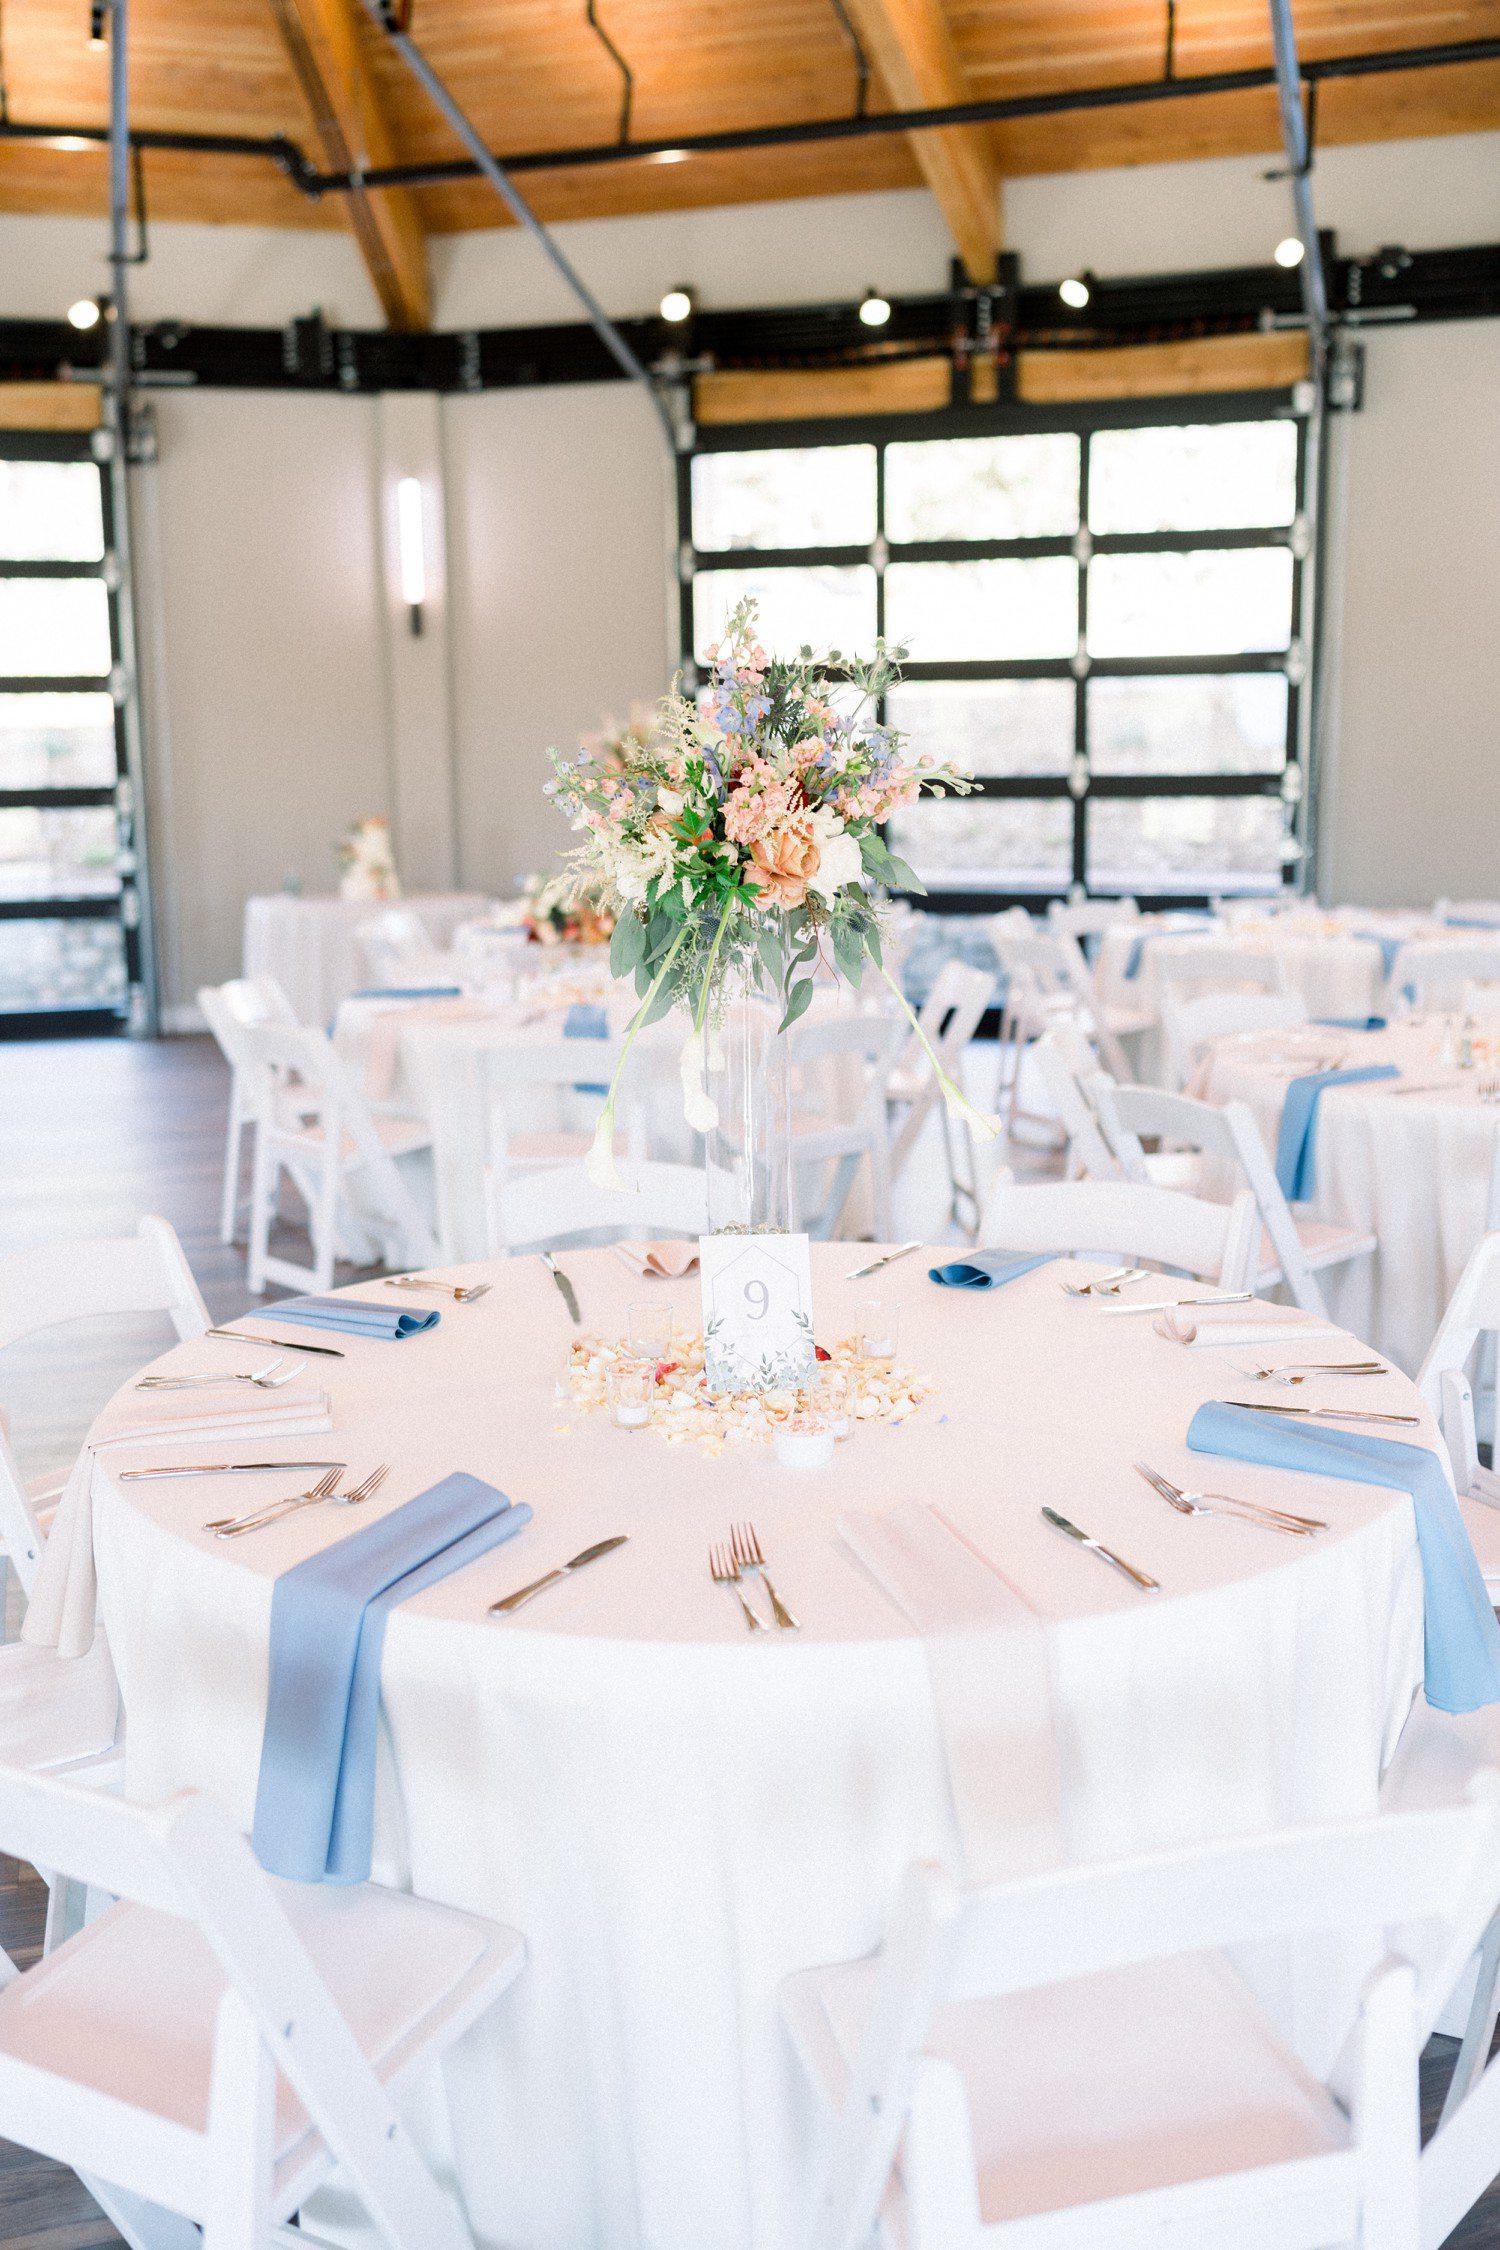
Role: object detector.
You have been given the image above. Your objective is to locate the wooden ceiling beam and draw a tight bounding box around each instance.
[269,0,429,328]
[840,0,1001,283]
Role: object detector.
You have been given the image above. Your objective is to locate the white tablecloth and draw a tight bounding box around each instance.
[1196,1018,1500,1372]
[242,893,492,1025]
[90,1248,1426,2249]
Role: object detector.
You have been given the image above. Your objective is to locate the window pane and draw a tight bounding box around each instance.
[887,679,1074,777]
[0,692,117,788]
[1089,422,1298,533]
[1088,675,1287,776]
[0,916,127,1012]
[0,461,104,561]
[885,433,1080,540]
[693,566,877,662]
[691,447,876,550]
[885,558,1077,661]
[0,579,112,676]
[886,797,1073,891]
[1087,796,1288,892]
[0,806,120,901]
[1087,550,1292,658]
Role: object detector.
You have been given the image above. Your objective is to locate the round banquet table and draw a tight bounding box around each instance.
[242,892,493,1026]
[91,1248,1428,2250]
[1195,1018,1500,1374]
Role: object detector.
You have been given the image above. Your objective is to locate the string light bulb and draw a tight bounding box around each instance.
[859,288,892,328]
[66,298,102,331]
[1059,273,1092,310]
[659,286,694,323]
[1275,235,1306,268]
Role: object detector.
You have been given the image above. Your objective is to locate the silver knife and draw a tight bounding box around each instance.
[847,1241,922,1281]
[117,1460,346,1481]
[208,1327,345,1359]
[489,1534,628,1614]
[1099,1293,1255,1317]
[1221,1399,1420,1426]
[1041,1505,1159,1590]
[540,1252,581,1325]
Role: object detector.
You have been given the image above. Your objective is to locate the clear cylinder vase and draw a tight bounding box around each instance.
[702,963,796,1237]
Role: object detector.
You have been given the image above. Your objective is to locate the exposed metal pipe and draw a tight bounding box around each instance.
[0,117,318,184]
[103,0,159,1033]
[1267,0,1328,350]
[357,0,678,453]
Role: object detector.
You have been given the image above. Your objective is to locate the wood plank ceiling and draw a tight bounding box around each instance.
[3,0,1499,287]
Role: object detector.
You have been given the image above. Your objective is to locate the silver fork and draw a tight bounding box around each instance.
[1238,1359,1386,1385]
[731,1522,799,1629]
[1060,1265,1149,1298]
[208,1462,388,1539]
[139,1356,299,1391]
[1134,1462,1326,1536]
[709,1542,766,1631]
[385,1276,493,1303]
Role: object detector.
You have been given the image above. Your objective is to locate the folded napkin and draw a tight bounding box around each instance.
[613,1240,700,1279]
[929,1250,1053,1291]
[351,985,464,1000]
[1274,1066,1401,1202]
[1314,1015,1388,1032]
[253,1473,532,1883]
[1187,1402,1500,1715]
[23,1391,333,1660]
[564,1000,610,1094]
[1155,1302,1332,1349]
[269,1295,439,1341]
[1353,932,1403,978]
[840,1499,1059,1881]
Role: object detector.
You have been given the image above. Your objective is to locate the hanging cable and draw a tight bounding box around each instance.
[828,0,871,118]
[1163,0,1177,81]
[0,0,9,125]
[585,0,633,144]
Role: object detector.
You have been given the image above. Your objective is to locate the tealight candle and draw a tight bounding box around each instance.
[857,1301,900,1367]
[774,1419,836,1470]
[609,1368,652,1429]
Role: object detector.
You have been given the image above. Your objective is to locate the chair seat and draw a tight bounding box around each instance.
[1102,1003,1154,1041]
[0,1876,523,2210]
[1256,1217,1378,1291]
[785,1948,1350,2240]
[0,1633,120,1773]
[269,1110,432,1163]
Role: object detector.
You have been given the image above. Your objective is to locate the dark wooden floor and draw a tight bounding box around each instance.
[0,1033,1497,2245]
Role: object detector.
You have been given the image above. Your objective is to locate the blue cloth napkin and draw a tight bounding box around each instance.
[351,985,464,1000]
[565,1000,610,1094]
[1187,1403,1500,1715]
[1352,932,1402,979]
[253,1472,533,1881]
[1313,1015,1388,1032]
[271,1295,441,1340]
[1274,1066,1400,1202]
[929,1250,1053,1290]
[1444,916,1500,929]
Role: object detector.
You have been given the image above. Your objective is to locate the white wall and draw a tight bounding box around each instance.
[5,130,1498,1008]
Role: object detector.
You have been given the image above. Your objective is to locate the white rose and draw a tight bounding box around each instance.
[807,810,863,902]
[658,787,685,817]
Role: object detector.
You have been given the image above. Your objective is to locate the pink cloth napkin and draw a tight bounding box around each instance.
[613,1241,700,1279]
[23,1390,332,1660]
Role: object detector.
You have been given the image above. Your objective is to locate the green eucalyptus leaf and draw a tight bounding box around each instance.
[778,976,816,1034]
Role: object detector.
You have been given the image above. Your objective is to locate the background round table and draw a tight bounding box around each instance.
[241,891,493,1025]
[90,1248,1427,2250]
[1195,1018,1500,1372]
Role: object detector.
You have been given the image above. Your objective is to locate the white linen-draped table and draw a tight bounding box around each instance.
[242,892,492,1025]
[91,1248,1426,2250]
[1195,1018,1500,1372]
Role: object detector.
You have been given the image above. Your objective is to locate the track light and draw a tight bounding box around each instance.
[1058,273,1092,310]
[1274,235,1306,268]
[88,0,108,45]
[659,286,694,323]
[67,298,102,331]
[649,148,688,166]
[858,288,892,328]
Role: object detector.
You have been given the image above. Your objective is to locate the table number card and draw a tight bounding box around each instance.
[700,1233,817,1394]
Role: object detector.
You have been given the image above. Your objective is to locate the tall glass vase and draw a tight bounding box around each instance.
[702,961,797,1236]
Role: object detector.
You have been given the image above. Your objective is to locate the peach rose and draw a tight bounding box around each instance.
[747,822,820,909]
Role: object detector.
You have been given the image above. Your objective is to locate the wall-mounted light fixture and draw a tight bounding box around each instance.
[858,288,892,327]
[396,476,426,637]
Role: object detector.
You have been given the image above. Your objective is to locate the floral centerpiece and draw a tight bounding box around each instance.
[546,596,993,1192]
[336,815,400,903]
[520,871,616,948]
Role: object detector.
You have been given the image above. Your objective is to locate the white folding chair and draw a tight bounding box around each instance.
[979,1169,1258,1288]
[1160,986,1309,1092]
[1046,895,1140,964]
[0,1763,524,2250]
[789,1012,903,1242]
[785,1783,1500,2250]
[1388,942,1500,1015]
[238,1024,438,1294]
[0,1217,209,1612]
[198,976,301,1246]
[356,904,451,989]
[488,1158,714,1255]
[1094,1084,1377,1318]
[991,924,1148,1088]
[1028,1030,1120,1184]
[1417,1228,1500,1601]
[884,962,995,1235]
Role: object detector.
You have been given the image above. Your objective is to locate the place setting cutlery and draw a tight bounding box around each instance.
[206,1462,389,1539]
[1059,1264,1149,1299]
[206,1325,345,1359]
[847,1242,922,1281]
[385,1276,492,1302]
[540,1252,581,1325]
[137,1354,301,1392]
[488,1533,629,1614]
[709,1523,799,1629]
[1215,1397,1420,1427]
[1233,1358,1386,1386]
[119,1459,346,1483]
[1039,1506,1159,1592]
[1098,1291,1255,1318]
[1134,1461,1326,1537]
